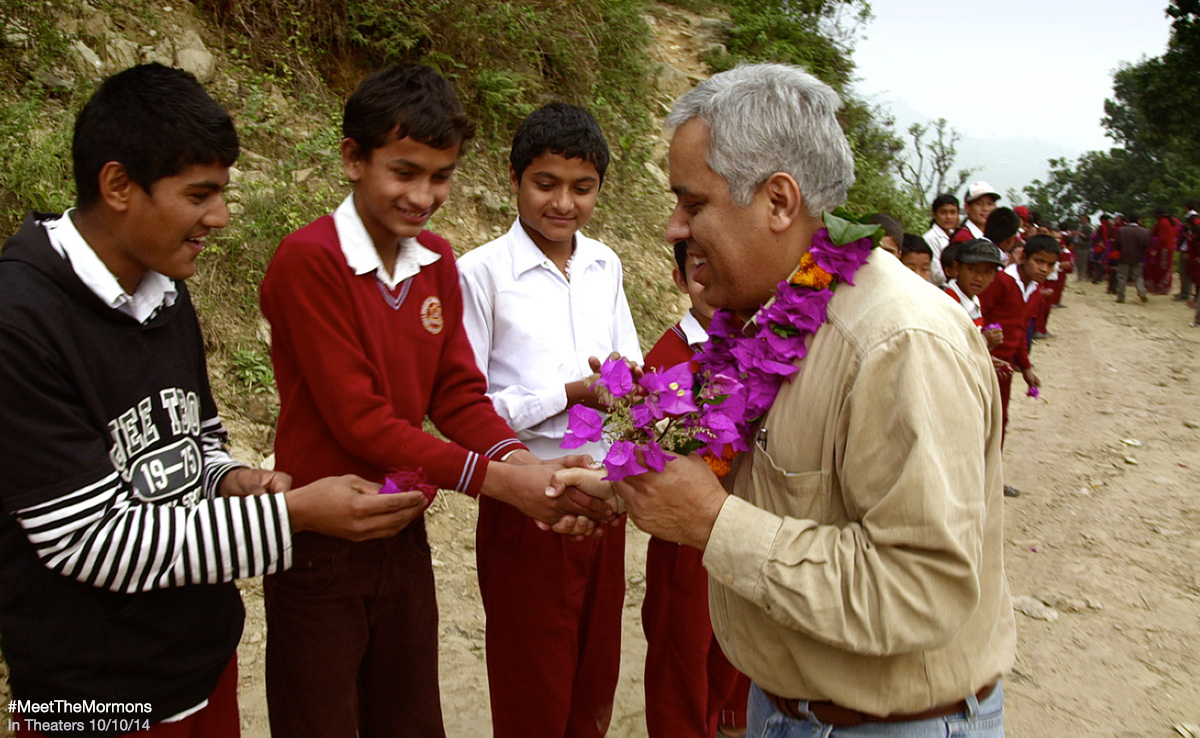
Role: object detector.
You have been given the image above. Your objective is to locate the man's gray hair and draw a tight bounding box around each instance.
[665,63,855,216]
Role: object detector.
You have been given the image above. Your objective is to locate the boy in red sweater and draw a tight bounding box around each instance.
[980,212,1046,497]
[639,241,750,738]
[259,65,607,738]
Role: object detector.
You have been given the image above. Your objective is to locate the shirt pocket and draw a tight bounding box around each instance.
[748,445,830,524]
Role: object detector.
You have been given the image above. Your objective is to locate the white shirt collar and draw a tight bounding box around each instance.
[679,309,709,347]
[1004,263,1038,301]
[946,279,981,311]
[966,220,984,239]
[333,194,441,289]
[43,209,177,324]
[505,219,608,281]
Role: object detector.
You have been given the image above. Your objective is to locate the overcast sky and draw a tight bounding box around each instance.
[850,0,1177,193]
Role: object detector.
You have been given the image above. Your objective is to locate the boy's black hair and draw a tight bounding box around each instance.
[931,193,959,213]
[1023,234,1061,258]
[866,213,903,245]
[343,65,476,158]
[1126,212,1141,223]
[983,207,1021,245]
[900,233,932,257]
[940,242,961,272]
[510,103,609,184]
[1186,199,1199,211]
[73,63,238,208]
[1099,214,1111,221]
[1155,205,1170,217]
[673,240,688,275]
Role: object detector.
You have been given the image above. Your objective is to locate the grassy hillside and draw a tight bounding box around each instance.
[0,0,915,456]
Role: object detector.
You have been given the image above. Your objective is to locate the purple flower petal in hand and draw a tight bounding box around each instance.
[641,363,697,416]
[1027,386,1041,399]
[602,440,650,481]
[984,323,1002,332]
[597,357,634,398]
[639,441,672,473]
[630,400,659,428]
[562,405,604,449]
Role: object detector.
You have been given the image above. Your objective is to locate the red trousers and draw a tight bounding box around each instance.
[477,495,625,738]
[14,657,240,738]
[643,536,750,738]
[997,368,1013,447]
[264,523,445,738]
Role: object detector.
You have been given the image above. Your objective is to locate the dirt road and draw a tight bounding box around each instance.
[228,278,1200,738]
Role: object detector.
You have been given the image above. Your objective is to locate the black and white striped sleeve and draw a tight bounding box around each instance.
[14,473,293,593]
[199,416,242,498]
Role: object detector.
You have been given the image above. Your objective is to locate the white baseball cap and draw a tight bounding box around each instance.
[965,181,1001,203]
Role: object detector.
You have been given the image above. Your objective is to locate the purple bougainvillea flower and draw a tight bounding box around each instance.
[695,410,742,456]
[984,323,1002,332]
[809,231,873,285]
[639,441,672,473]
[641,363,697,417]
[763,328,809,363]
[763,288,833,336]
[631,400,658,428]
[597,357,634,398]
[602,440,650,481]
[562,405,605,449]
[1027,386,1041,399]
[382,468,439,510]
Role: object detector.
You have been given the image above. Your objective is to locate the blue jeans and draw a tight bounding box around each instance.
[747,680,1005,738]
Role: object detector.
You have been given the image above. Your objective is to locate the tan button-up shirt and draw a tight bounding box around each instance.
[703,250,1016,716]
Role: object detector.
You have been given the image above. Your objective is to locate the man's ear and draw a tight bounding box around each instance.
[341,138,365,182]
[96,161,135,213]
[509,164,521,196]
[763,171,804,234]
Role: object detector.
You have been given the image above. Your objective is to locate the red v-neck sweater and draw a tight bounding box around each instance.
[261,216,524,494]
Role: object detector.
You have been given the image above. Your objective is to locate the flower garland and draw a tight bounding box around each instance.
[563,210,878,481]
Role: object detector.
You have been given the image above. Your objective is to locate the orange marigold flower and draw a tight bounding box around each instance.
[702,446,738,479]
[789,253,833,290]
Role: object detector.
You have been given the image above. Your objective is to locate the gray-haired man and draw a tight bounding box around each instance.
[612,63,1016,737]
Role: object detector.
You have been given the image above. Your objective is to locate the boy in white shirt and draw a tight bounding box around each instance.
[458,103,642,738]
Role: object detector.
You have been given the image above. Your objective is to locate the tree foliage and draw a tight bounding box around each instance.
[702,0,922,227]
[1024,1,1200,221]
[896,118,976,204]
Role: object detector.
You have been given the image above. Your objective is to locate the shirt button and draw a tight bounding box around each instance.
[723,574,734,585]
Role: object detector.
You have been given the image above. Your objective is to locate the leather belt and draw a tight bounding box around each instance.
[765,682,996,727]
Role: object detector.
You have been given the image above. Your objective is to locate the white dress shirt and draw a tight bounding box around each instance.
[333,194,441,288]
[458,219,642,460]
[44,209,177,324]
[1004,263,1038,302]
[923,225,951,286]
[945,279,983,323]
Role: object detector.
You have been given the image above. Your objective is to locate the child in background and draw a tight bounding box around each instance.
[924,192,959,285]
[980,212,1044,498]
[943,239,1004,347]
[458,103,642,738]
[900,233,934,282]
[940,241,962,284]
[260,67,603,738]
[867,213,904,258]
[640,240,750,738]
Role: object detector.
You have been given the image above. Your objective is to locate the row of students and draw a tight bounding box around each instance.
[0,61,753,738]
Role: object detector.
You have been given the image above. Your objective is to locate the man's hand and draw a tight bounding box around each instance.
[481,460,616,533]
[285,475,426,541]
[1021,366,1041,389]
[613,451,727,551]
[991,356,1014,377]
[220,467,293,497]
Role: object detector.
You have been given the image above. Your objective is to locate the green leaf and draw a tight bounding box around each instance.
[824,209,881,246]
